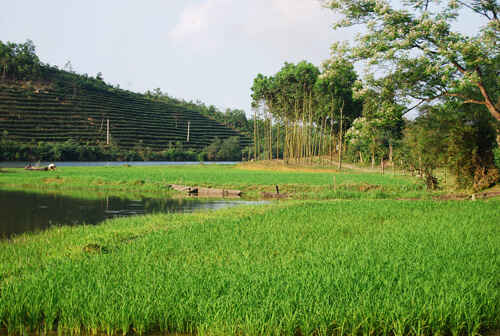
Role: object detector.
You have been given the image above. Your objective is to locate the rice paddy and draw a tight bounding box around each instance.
[0,164,426,200]
[0,165,498,335]
[1,199,499,335]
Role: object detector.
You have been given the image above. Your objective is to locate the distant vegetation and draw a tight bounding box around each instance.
[0,40,251,162]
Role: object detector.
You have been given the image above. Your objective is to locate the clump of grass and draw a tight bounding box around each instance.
[0,200,498,335]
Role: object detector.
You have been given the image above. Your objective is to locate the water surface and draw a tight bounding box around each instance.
[0,161,239,168]
[0,190,265,238]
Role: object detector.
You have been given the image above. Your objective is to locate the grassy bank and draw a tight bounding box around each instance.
[0,164,427,199]
[1,200,499,335]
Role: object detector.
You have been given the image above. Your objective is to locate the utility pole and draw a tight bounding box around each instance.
[187,121,190,142]
[106,119,110,145]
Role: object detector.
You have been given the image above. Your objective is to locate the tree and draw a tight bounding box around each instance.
[315,57,362,166]
[324,0,500,122]
[205,137,222,161]
[0,39,41,81]
[399,102,498,190]
[217,136,242,161]
[348,80,404,164]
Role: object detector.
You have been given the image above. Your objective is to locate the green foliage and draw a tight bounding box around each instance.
[217,136,241,161]
[251,60,361,161]
[203,136,242,161]
[205,137,222,161]
[315,57,361,129]
[345,82,405,166]
[0,40,41,81]
[494,146,500,170]
[325,0,500,122]
[0,138,203,162]
[398,103,499,190]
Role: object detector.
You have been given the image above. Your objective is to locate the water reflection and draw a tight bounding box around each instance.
[0,190,266,238]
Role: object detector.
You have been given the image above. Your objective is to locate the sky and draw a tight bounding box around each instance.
[1,0,355,115]
[0,1,484,116]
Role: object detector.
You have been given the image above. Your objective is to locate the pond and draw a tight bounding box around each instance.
[0,161,240,168]
[0,190,267,238]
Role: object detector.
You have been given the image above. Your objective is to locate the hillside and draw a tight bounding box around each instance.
[0,80,251,153]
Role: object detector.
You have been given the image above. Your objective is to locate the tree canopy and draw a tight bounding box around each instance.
[250,60,361,162]
[324,0,499,121]
[0,40,41,81]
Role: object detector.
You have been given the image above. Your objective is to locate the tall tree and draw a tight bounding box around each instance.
[324,0,500,122]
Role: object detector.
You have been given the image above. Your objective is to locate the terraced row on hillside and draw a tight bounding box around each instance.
[0,83,251,151]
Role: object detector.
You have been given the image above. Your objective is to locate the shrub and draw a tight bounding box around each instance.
[217,136,241,161]
[494,146,500,170]
[399,103,499,190]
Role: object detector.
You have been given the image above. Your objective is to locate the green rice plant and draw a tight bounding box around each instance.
[0,165,426,199]
[0,200,498,335]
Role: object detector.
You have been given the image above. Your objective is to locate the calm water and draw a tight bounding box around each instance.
[0,161,239,168]
[0,190,266,238]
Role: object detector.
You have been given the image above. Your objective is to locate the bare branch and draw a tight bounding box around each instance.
[456,0,493,20]
[404,99,427,114]
[451,60,467,74]
[462,99,487,105]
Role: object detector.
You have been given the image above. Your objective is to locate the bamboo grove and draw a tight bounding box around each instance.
[250,59,361,166]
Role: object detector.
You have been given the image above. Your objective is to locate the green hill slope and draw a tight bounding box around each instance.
[0,81,251,152]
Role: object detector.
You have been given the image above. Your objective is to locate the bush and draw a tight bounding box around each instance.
[217,136,241,161]
[399,103,499,190]
[494,146,500,170]
[203,137,241,161]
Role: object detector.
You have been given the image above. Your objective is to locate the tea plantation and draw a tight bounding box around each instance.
[0,82,251,151]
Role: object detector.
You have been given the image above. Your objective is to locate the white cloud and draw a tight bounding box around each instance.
[169,0,230,42]
[165,0,353,113]
[168,0,339,54]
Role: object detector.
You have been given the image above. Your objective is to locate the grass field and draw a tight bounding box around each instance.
[0,164,427,200]
[1,164,498,335]
[0,200,499,335]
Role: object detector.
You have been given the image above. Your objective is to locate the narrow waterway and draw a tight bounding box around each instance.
[0,190,266,238]
[0,161,239,168]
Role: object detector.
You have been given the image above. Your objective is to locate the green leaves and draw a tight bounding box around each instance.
[325,0,500,120]
[0,39,41,81]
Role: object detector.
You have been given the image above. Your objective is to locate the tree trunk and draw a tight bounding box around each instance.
[276,121,280,160]
[329,121,334,163]
[253,109,257,160]
[477,81,500,121]
[389,142,393,163]
[338,103,343,170]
